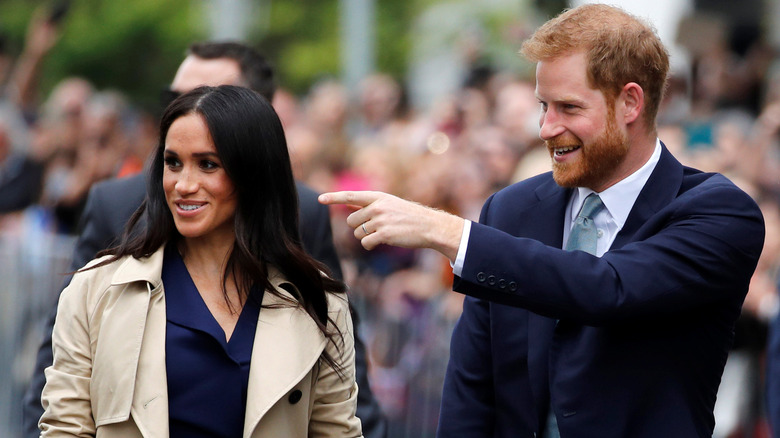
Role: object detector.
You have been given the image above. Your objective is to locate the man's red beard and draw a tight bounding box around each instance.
[545,114,629,189]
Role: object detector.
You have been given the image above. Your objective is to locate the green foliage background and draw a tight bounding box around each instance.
[0,0,202,112]
[0,0,414,110]
[0,0,540,110]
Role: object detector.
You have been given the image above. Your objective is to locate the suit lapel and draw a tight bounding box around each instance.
[611,144,683,249]
[243,273,326,435]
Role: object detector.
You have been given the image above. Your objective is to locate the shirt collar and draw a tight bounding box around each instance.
[571,138,662,228]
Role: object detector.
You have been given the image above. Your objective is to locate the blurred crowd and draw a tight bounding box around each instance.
[2,6,780,438]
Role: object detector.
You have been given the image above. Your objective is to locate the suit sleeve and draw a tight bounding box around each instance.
[455,178,765,325]
[70,183,117,271]
[437,296,496,437]
[309,294,363,438]
[297,183,343,280]
[39,273,96,437]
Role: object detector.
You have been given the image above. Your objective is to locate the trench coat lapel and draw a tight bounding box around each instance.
[243,271,327,436]
[107,248,169,438]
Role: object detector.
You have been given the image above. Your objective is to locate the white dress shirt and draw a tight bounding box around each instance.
[453,139,662,275]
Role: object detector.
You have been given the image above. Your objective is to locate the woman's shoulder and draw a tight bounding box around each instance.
[325,289,350,314]
[266,266,350,314]
[66,247,166,300]
[69,254,127,289]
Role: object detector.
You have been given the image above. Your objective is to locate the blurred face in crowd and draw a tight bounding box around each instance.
[163,113,237,243]
[169,55,245,96]
[536,51,629,192]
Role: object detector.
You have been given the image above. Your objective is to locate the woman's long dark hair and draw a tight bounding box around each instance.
[96,85,347,371]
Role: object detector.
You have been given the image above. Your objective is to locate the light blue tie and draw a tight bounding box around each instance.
[546,194,605,438]
[565,193,605,255]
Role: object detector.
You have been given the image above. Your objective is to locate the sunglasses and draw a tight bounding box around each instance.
[159,88,182,108]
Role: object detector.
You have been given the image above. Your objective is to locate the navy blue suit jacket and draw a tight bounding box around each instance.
[438,146,764,438]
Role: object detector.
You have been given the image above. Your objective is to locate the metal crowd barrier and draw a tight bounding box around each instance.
[0,210,76,438]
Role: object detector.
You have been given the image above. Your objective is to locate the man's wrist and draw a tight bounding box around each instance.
[428,211,465,263]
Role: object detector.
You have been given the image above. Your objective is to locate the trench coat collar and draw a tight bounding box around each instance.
[102,245,327,438]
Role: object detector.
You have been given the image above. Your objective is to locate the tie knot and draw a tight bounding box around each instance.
[578,194,604,220]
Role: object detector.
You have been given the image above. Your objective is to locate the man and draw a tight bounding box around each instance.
[23,41,386,438]
[0,119,43,213]
[320,5,764,437]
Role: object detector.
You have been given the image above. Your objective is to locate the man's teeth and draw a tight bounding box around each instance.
[180,204,201,211]
[555,146,580,156]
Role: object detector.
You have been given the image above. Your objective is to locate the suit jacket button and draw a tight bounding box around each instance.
[508,281,517,291]
[487,275,496,286]
[477,272,486,282]
[498,279,506,289]
[289,389,302,404]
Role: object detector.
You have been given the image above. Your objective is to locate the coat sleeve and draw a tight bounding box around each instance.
[308,294,363,438]
[39,271,97,437]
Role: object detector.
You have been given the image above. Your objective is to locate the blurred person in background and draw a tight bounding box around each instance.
[0,118,44,216]
[2,4,64,122]
[0,4,65,220]
[39,88,133,232]
[39,85,362,437]
[304,79,351,158]
[352,74,404,139]
[22,41,387,438]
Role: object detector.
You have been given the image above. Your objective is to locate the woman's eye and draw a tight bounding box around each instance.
[200,160,219,170]
[164,157,180,168]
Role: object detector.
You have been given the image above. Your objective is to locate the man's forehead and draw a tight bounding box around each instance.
[170,55,245,93]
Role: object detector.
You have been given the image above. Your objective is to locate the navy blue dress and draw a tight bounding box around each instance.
[162,245,263,438]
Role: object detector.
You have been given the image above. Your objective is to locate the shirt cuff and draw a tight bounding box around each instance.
[451,220,472,277]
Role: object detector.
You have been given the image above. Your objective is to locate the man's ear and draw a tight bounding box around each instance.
[620,82,644,124]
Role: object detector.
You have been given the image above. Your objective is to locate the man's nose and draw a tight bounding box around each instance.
[539,109,565,140]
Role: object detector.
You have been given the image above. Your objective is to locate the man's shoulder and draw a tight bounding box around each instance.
[295,181,320,206]
[678,167,756,204]
[491,171,557,203]
[90,173,146,201]
[295,181,326,219]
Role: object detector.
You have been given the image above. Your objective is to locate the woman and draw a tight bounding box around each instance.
[39,85,363,437]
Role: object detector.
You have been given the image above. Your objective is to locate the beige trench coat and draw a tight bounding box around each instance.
[39,245,363,437]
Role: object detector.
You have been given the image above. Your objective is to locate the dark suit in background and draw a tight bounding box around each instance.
[766,290,780,438]
[22,172,387,438]
[438,146,765,437]
[0,154,44,214]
